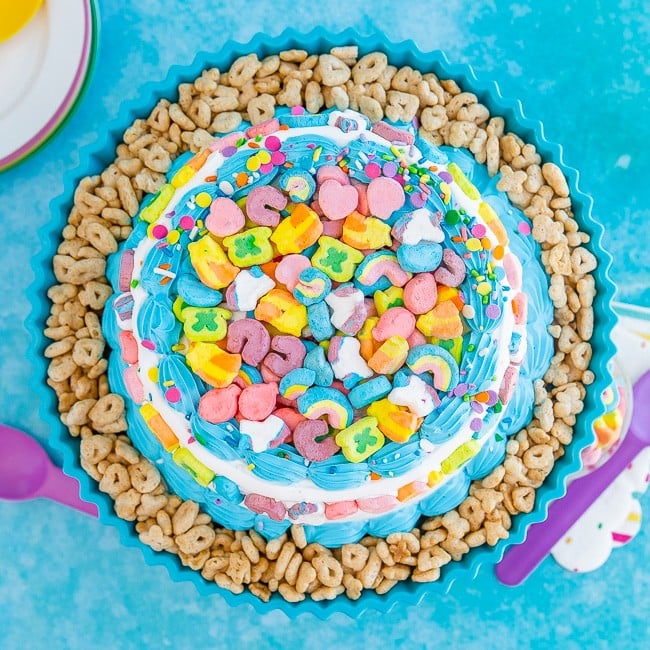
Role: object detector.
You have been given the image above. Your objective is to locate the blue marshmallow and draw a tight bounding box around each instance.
[303,346,334,387]
[307,301,335,341]
[279,368,317,399]
[348,376,392,409]
[396,242,443,273]
[177,272,223,307]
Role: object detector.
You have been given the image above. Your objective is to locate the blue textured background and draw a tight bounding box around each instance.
[1,1,649,648]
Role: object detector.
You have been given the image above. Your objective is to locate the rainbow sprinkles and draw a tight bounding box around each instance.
[104,108,554,546]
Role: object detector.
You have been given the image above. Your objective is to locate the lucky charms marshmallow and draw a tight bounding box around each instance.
[104,108,554,547]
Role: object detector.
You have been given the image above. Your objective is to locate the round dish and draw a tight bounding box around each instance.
[31,30,617,617]
[0,0,96,171]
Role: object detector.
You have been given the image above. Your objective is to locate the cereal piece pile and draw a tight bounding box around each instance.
[45,47,596,602]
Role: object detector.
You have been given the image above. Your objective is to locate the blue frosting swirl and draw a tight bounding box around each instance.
[158,354,204,413]
[242,445,309,484]
[418,471,471,516]
[136,294,180,354]
[191,414,241,461]
[307,455,370,489]
[368,440,424,477]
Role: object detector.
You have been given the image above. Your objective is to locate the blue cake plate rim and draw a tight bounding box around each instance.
[26,27,618,619]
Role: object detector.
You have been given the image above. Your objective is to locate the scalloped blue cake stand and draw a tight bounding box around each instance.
[26,28,617,619]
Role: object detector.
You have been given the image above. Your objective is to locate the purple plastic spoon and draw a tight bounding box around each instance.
[0,423,98,517]
[495,370,650,586]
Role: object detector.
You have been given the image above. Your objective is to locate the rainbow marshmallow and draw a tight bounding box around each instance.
[293,267,332,306]
[297,386,353,429]
[406,344,460,392]
[279,368,317,400]
[353,250,411,296]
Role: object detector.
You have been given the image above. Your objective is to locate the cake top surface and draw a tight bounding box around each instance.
[104,108,553,545]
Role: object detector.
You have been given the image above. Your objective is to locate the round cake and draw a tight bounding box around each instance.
[103,109,553,546]
[44,44,607,604]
